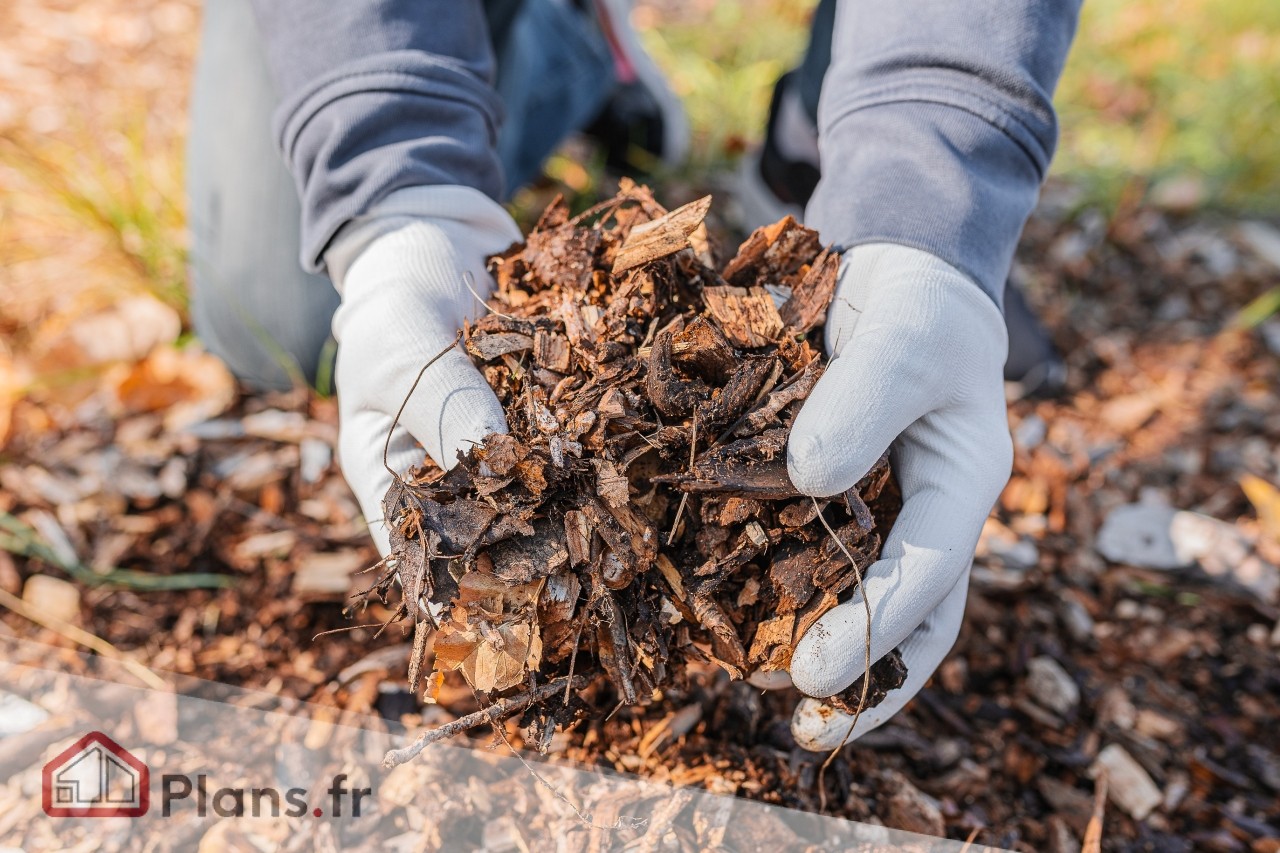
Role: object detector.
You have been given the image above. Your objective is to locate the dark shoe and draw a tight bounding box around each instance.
[1002,278,1067,398]
[584,0,689,173]
[736,71,818,230]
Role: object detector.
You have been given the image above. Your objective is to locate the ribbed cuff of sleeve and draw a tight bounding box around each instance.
[806,97,1051,311]
[273,51,506,274]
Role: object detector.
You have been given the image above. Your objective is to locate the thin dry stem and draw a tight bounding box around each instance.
[383,674,587,767]
[812,496,874,810]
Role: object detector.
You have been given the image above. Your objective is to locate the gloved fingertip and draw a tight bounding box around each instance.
[747,669,793,690]
[789,604,866,698]
[791,698,854,752]
[785,431,832,497]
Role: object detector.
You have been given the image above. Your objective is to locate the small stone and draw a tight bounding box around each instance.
[1150,174,1206,213]
[977,518,1039,570]
[883,771,945,836]
[232,530,297,562]
[1097,687,1137,730]
[242,409,309,442]
[1171,513,1279,603]
[1238,221,1280,270]
[1060,597,1095,643]
[1100,392,1162,434]
[1134,709,1181,741]
[133,691,179,745]
[1027,656,1080,716]
[0,691,50,735]
[379,762,425,810]
[1090,744,1162,820]
[22,575,81,625]
[1013,414,1047,450]
[1096,502,1185,569]
[300,438,332,483]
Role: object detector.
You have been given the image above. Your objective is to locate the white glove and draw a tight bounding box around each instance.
[785,243,1013,750]
[326,186,522,554]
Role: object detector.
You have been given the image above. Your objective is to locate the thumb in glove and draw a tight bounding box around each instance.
[327,186,521,554]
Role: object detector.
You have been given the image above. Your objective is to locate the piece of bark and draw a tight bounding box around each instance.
[655,456,798,500]
[533,330,572,373]
[670,316,737,383]
[646,325,708,418]
[747,611,796,668]
[487,519,569,584]
[702,286,786,348]
[740,357,823,435]
[779,247,839,333]
[612,195,712,274]
[722,215,823,289]
[466,331,533,361]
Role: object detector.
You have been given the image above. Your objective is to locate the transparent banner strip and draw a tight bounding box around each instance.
[0,637,1004,851]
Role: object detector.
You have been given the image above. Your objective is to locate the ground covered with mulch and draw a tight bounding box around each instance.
[3,178,1279,851]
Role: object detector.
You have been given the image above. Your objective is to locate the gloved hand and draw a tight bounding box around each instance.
[785,243,1013,750]
[326,186,523,554]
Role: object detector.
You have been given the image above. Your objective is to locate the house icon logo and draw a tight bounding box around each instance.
[42,732,150,817]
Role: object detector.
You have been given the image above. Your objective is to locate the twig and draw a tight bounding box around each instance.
[666,411,696,545]
[0,587,167,690]
[958,826,982,853]
[383,332,463,486]
[563,617,587,706]
[1082,767,1108,853]
[812,496,874,811]
[463,271,516,320]
[473,681,644,834]
[383,675,586,767]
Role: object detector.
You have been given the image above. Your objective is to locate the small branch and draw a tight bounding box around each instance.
[383,333,463,485]
[1082,768,1108,853]
[813,496,875,811]
[666,411,696,546]
[383,675,586,768]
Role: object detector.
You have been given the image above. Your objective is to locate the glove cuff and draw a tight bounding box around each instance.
[324,185,521,292]
[829,242,1009,365]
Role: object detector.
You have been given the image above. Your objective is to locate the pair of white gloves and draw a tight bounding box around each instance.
[327,186,1012,751]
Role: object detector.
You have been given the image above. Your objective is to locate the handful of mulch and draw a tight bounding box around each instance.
[361,182,905,749]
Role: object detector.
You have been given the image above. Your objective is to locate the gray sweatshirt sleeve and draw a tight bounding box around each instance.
[249,0,504,273]
[806,0,1082,308]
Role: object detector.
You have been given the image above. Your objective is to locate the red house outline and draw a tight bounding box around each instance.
[42,731,150,818]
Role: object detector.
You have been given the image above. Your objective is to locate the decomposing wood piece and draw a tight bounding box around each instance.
[647,324,708,418]
[612,195,712,274]
[702,286,785,348]
[466,331,533,361]
[826,648,909,714]
[669,315,737,383]
[779,247,840,333]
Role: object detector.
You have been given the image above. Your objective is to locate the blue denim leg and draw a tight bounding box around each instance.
[492,0,618,193]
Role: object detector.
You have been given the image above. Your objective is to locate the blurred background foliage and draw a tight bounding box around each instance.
[628,0,1280,213]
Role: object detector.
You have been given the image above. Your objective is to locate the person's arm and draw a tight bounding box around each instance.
[248,1,520,553]
[786,0,1082,749]
[250,0,507,273]
[807,0,1082,307]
